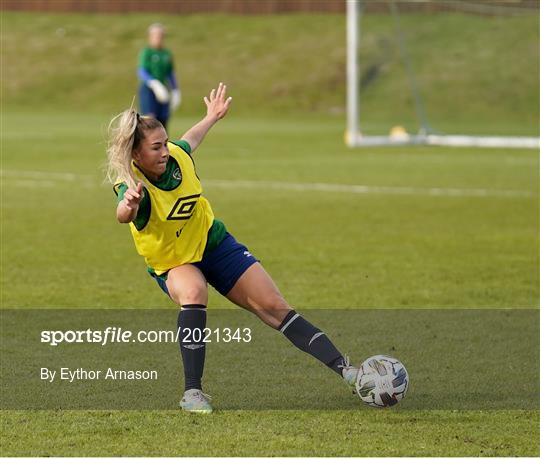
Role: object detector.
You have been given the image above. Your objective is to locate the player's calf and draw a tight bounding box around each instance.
[177,304,207,392]
[278,309,356,379]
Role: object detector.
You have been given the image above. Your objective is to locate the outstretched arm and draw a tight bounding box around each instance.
[180,82,232,154]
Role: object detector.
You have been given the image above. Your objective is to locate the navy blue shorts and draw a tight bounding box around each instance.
[150,232,259,298]
[139,83,170,126]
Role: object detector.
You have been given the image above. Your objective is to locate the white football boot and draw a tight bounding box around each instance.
[339,356,359,394]
[180,389,213,414]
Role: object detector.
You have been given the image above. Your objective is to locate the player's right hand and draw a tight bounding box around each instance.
[123,182,143,210]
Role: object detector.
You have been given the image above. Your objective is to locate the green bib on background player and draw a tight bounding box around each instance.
[138,46,173,83]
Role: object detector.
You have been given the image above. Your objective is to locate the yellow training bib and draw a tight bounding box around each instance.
[120,142,214,275]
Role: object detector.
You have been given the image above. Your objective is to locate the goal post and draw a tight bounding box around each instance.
[346,0,360,147]
[345,0,540,149]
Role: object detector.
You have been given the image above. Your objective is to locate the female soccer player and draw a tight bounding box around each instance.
[107,83,358,413]
[137,23,181,129]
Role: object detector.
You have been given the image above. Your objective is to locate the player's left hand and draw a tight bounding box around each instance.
[204,82,232,121]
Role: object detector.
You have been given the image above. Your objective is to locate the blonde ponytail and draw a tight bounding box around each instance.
[106,108,139,189]
[106,109,164,189]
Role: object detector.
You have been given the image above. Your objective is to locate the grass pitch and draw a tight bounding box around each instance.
[2,110,538,456]
[2,112,538,309]
[3,410,539,456]
[1,10,539,457]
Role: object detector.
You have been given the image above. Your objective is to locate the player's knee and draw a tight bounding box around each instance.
[181,284,207,305]
[169,283,207,306]
[258,294,290,324]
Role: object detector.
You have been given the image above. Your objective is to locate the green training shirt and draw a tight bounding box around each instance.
[138,46,174,84]
[114,139,227,270]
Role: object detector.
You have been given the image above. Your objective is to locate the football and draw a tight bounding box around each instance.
[355,355,409,408]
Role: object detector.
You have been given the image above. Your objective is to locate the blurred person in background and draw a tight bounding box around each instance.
[137,23,181,129]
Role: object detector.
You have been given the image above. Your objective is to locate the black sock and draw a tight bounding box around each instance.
[177,304,207,391]
[279,310,345,376]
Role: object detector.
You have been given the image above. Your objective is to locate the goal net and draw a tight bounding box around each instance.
[346,0,540,149]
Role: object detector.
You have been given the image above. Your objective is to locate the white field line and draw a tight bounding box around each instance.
[0,169,94,181]
[6,179,57,188]
[204,179,535,198]
[0,169,535,198]
[0,169,96,188]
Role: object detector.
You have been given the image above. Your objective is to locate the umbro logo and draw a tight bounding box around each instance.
[182,343,204,350]
[243,251,253,258]
[166,194,200,221]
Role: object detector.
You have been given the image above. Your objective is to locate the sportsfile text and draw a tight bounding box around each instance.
[40,327,252,346]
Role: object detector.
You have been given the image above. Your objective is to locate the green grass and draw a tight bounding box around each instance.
[3,410,539,456]
[2,109,538,456]
[1,10,539,458]
[2,111,538,309]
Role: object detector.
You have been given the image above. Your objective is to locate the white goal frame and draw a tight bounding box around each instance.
[346,0,540,149]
